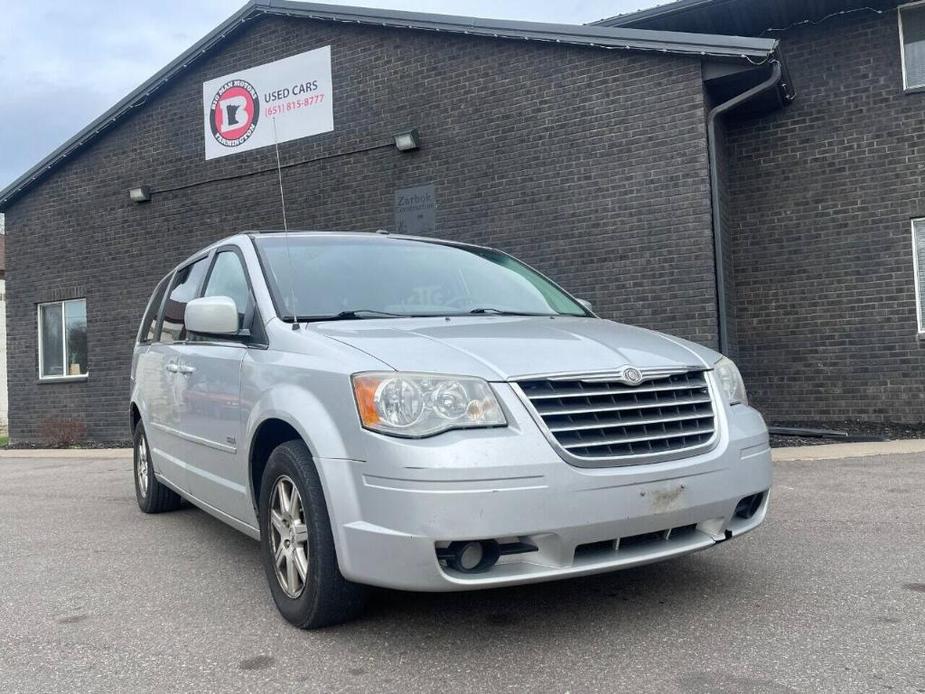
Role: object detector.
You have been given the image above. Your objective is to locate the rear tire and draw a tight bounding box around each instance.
[258,439,368,628]
[133,421,182,514]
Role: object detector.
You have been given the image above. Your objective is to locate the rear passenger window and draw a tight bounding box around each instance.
[160,257,209,344]
[138,275,170,344]
[203,251,250,329]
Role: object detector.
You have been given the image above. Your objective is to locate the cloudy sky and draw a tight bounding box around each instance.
[0,0,667,190]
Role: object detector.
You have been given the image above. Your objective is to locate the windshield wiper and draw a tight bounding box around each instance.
[292,309,413,323]
[467,308,554,316]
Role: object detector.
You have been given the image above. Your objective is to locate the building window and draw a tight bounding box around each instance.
[914,220,925,333]
[900,3,925,90]
[38,299,88,379]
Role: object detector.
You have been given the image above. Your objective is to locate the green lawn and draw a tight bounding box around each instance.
[0,436,8,447]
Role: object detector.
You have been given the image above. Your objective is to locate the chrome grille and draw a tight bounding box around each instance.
[516,370,716,464]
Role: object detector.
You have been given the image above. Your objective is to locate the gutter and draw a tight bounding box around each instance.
[706,60,782,355]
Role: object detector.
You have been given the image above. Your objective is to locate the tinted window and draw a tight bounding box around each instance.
[203,251,250,329]
[138,275,170,343]
[160,257,209,343]
[254,236,587,319]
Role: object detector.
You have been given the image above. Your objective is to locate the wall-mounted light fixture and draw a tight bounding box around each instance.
[128,186,152,203]
[393,128,420,152]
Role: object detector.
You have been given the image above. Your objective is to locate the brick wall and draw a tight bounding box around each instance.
[3,15,718,442]
[725,4,925,423]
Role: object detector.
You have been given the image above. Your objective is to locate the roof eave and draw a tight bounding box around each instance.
[263,0,776,56]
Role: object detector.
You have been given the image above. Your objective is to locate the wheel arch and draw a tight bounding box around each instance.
[244,383,360,509]
[130,402,141,434]
[248,417,305,512]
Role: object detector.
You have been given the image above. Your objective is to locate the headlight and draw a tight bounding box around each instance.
[352,372,507,437]
[714,356,747,406]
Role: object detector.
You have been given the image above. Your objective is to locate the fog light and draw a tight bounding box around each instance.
[445,540,500,573]
[459,542,483,570]
[734,493,764,519]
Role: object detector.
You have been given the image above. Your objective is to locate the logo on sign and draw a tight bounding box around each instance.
[209,79,260,148]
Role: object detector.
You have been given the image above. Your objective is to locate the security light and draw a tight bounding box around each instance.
[129,186,152,203]
[393,129,420,152]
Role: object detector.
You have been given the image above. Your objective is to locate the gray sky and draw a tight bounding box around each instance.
[0,0,665,190]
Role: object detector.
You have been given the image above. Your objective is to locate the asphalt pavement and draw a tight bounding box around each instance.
[0,450,923,693]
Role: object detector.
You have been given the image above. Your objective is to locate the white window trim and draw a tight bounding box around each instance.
[899,1,925,91]
[37,299,89,381]
[913,219,925,335]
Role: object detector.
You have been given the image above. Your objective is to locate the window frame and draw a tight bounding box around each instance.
[899,1,925,92]
[194,244,265,347]
[37,298,88,382]
[913,219,925,334]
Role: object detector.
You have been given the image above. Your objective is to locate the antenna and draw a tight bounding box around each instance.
[272,117,288,231]
[272,117,298,324]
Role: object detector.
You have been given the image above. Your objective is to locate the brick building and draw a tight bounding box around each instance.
[0,0,921,442]
[598,0,925,425]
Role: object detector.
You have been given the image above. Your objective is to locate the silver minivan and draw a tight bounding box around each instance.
[130,231,771,628]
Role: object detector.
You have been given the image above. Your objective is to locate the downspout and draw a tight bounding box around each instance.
[707,60,781,355]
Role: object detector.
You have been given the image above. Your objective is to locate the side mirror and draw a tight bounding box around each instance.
[185,296,240,335]
[577,298,593,313]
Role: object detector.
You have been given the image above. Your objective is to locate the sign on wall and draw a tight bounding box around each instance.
[202,46,333,160]
[395,184,437,236]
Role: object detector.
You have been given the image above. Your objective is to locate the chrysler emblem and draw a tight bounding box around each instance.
[622,367,643,386]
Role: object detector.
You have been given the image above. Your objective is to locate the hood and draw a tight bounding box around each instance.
[313,316,719,380]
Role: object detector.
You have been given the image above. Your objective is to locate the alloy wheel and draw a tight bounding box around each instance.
[136,435,150,498]
[269,475,310,598]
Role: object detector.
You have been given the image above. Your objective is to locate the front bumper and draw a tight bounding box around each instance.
[317,384,772,592]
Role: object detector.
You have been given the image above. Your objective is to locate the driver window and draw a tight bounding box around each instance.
[203,251,250,329]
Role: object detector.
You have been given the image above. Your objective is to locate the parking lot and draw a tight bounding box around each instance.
[0,449,923,693]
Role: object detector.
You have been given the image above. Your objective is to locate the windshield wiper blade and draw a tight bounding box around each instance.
[334,309,408,319]
[293,309,409,323]
[467,308,553,316]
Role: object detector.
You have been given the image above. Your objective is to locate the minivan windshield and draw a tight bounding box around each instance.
[253,235,589,321]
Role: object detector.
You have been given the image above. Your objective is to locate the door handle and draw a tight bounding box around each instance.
[177,365,196,375]
[165,362,179,373]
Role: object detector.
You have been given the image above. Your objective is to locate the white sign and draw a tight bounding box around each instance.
[202,46,333,160]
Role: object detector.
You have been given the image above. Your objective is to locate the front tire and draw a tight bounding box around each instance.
[258,440,368,629]
[133,421,182,514]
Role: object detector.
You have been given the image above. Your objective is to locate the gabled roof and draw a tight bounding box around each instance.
[0,0,780,211]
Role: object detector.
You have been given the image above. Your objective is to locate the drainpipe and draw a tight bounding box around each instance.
[707,60,781,355]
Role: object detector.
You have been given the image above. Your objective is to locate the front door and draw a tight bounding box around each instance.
[177,249,255,523]
[148,254,212,491]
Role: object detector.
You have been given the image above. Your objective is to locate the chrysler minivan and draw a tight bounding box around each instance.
[130,231,771,628]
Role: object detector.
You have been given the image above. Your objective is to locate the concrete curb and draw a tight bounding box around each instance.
[772,439,925,462]
[0,448,132,459]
